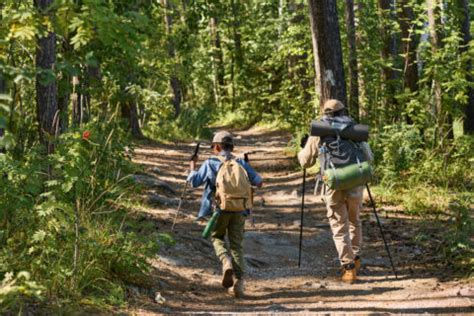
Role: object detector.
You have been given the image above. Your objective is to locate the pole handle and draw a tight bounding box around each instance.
[190,142,200,161]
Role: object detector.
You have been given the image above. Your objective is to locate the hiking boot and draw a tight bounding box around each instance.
[221,256,234,289]
[232,278,244,298]
[341,263,357,283]
[354,256,361,272]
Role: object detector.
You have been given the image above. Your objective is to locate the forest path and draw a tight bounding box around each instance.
[131,127,473,315]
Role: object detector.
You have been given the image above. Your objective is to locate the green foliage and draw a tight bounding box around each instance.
[372,125,473,211]
[0,271,44,313]
[0,119,158,309]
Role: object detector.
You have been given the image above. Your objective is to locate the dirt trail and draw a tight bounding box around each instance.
[131,127,473,315]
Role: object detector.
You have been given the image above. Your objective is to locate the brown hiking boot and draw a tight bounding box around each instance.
[232,278,244,298]
[221,256,234,289]
[355,256,361,272]
[342,263,357,283]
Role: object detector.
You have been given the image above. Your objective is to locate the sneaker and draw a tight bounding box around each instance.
[341,263,357,283]
[221,256,234,289]
[355,256,361,272]
[232,278,244,298]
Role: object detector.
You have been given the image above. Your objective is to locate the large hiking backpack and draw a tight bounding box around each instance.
[319,115,373,190]
[215,156,253,211]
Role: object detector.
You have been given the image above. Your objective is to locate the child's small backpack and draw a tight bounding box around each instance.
[214,156,253,211]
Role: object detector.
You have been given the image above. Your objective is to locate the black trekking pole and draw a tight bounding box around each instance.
[171,142,200,231]
[243,152,256,227]
[298,168,306,268]
[297,134,309,268]
[365,184,398,279]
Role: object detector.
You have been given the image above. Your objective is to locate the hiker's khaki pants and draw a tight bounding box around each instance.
[211,212,246,279]
[324,186,363,266]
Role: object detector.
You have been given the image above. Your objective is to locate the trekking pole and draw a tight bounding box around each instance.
[243,152,256,227]
[297,134,309,268]
[298,168,306,268]
[365,184,398,279]
[171,142,200,231]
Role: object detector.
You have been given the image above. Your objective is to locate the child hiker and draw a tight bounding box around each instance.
[187,131,262,298]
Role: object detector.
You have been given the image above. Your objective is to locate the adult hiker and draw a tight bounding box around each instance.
[298,99,373,283]
[187,131,263,298]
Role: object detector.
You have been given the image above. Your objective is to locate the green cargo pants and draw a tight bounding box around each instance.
[211,212,246,279]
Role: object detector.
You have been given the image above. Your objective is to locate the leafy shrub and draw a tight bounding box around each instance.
[0,119,158,309]
[0,271,44,313]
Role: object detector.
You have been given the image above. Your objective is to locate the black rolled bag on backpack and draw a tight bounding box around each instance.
[311,116,373,191]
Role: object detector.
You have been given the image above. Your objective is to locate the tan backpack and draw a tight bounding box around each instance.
[215,156,253,211]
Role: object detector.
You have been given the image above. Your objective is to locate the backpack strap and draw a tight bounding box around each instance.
[212,153,235,162]
[213,155,226,163]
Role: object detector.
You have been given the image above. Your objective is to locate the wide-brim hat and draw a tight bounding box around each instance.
[212,131,234,145]
[323,99,345,113]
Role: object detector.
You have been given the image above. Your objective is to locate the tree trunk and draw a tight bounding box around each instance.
[427,0,453,140]
[398,0,420,124]
[35,0,59,145]
[210,16,225,107]
[121,101,143,139]
[162,0,182,118]
[378,0,398,117]
[231,0,243,69]
[229,0,243,110]
[458,0,474,134]
[354,0,368,119]
[0,73,5,154]
[399,0,419,94]
[308,0,347,112]
[288,1,312,106]
[345,0,359,120]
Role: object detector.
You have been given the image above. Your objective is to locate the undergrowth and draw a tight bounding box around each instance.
[371,124,473,272]
[0,118,167,312]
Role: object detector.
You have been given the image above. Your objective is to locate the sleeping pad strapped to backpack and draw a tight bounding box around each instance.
[319,115,373,190]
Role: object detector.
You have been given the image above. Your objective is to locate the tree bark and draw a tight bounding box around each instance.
[427,0,452,140]
[345,0,360,120]
[308,0,347,112]
[458,0,474,134]
[288,1,312,106]
[121,101,143,139]
[378,0,398,115]
[231,0,243,69]
[35,0,59,145]
[162,0,182,118]
[399,0,419,94]
[210,16,225,107]
[0,73,5,154]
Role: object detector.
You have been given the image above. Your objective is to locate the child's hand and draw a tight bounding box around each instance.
[190,156,198,171]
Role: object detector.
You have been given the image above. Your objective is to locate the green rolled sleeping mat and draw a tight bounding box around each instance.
[323,161,373,191]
